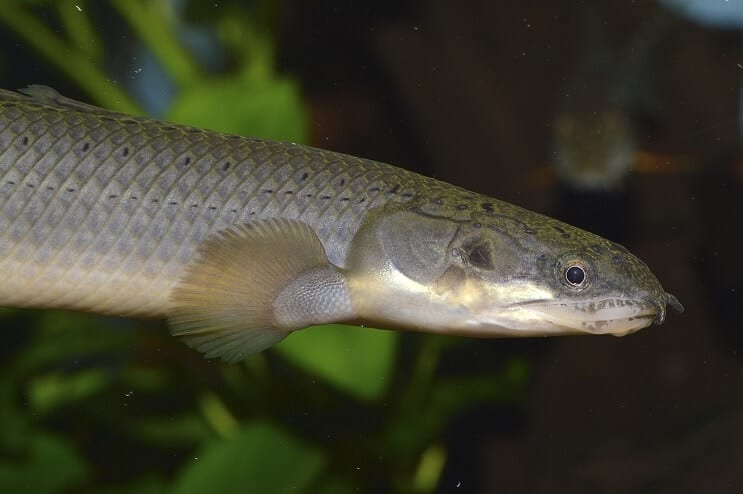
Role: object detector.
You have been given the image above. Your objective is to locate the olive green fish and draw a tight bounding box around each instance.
[0,86,682,362]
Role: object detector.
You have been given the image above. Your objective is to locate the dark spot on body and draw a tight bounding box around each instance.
[46,186,54,191]
[208,206,217,211]
[300,172,309,181]
[122,147,129,157]
[230,209,237,213]
[181,156,191,166]
[402,192,414,200]
[130,195,137,200]
[191,204,198,208]
[340,197,350,202]
[320,195,331,200]
[249,211,256,216]
[82,142,90,152]
[263,189,274,194]
[151,199,159,204]
[370,186,380,193]
[169,201,178,206]
[109,194,118,199]
[285,190,294,195]
[338,178,346,187]
[388,184,400,194]
[222,161,231,171]
[358,197,366,204]
[465,242,495,270]
[27,183,35,188]
[66,187,75,192]
[21,136,28,146]
[481,202,494,213]
[6,181,14,186]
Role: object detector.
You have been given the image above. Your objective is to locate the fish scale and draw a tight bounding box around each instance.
[0,88,444,318]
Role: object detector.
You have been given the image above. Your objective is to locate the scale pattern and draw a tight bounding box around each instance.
[0,90,474,316]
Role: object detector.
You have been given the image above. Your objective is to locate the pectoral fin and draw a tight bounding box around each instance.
[169,219,355,362]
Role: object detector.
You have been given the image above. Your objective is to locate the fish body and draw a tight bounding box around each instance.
[0,87,681,361]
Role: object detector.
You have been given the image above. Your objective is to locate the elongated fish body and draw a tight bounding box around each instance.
[0,87,682,361]
[0,87,435,315]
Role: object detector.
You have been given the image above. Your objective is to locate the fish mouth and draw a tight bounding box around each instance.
[511,294,682,336]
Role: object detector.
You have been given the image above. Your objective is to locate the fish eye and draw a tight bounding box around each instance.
[565,265,586,286]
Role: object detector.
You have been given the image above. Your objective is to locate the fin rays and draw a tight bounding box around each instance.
[168,219,330,362]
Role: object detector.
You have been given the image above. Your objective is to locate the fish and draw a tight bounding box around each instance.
[0,86,683,362]
[551,6,675,191]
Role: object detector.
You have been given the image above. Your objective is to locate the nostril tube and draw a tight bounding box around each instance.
[666,292,684,314]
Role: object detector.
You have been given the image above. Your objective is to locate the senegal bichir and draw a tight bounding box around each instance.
[0,86,683,362]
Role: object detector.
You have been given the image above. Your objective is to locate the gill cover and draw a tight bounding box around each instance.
[345,209,530,333]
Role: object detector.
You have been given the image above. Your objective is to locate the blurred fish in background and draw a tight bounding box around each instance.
[552,7,645,192]
[548,2,679,240]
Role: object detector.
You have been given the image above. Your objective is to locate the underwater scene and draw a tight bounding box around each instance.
[0,1,741,492]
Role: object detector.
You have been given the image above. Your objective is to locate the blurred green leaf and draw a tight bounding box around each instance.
[412,444,447,493]
[386,357,529,455]
[57,0,102,63]
[11,312,133,375]
[0,307,17,318]
[0,379,30,452]
[312,477,357,494]
[28,369,109,414]
[5,0,53,5]
[133,413,214,445]
[110,0,202,86]
[173,421,325,494]
[166,76,308,143]
[276,324,398,401]
[0,4,140,112]
[95,476,168,494]
[120,367,170,392]
[0,433,89,494]
[198,393,240,438]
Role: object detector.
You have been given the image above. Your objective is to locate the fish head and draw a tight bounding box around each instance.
[346,206,682,337]
[500,229,684,336]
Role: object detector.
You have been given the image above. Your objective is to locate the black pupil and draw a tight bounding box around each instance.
[566,266,585,285]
